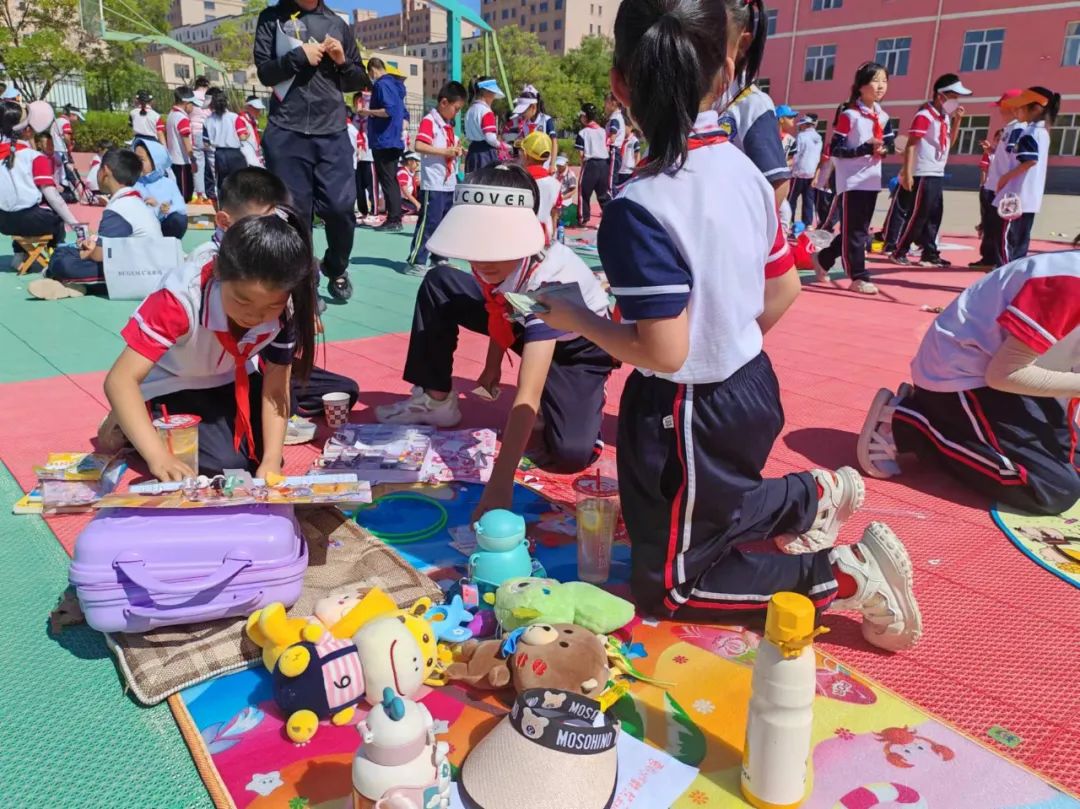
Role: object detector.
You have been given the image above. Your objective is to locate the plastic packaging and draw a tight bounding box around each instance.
[153,414,200,472]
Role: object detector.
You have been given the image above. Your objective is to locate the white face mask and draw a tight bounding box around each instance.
[941,98,961,116]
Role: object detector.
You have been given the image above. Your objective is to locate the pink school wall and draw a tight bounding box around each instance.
[760,0,1080,192]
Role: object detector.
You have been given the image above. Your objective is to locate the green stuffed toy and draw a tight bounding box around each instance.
[490,577,635,634]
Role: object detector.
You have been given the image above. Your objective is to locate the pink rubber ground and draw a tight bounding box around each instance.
[2,240,1077,794]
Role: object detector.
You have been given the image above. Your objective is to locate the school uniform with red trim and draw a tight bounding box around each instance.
[978,119,1020,266]
[0,139,67,246]
[130,107,165,143]
[575,122,610,226]
[408,108,458,267]
[397,166,420,214]
[817,102,895,282]
[353,114,379,217]
[120,255,296,475]
[889,104,951,261]
[204,111,251,199]
[464,99,500,172]
[166,106,195,203]
[994,121,1050,266]
[603,110,835,621]
[894,252,1080,514]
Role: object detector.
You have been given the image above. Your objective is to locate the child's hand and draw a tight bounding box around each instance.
[471,480,513,522]
[255,459,283,482]
[899,169,914,191]
[149,452,196,482]
[160,201,171,214]
[533,289,590,334]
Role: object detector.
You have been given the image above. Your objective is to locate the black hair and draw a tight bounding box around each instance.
[174,86,194,105]
[100,147,143,187]
[438,81,468,104]
[847,61,889,108]
[580,102,600,123]
[518,88,545,117]
[932,73,960,95]
[1025,85,1061,126]
[214,206,317,381]
[464,163,541,216]
[367,56,386,73]
[831,101,847,127]
[352,91,366,105]
[469,75,496,104]
[724,0,768,85]
[1,100,26,168]
[613,0,730,176]
[209,89,229,117]
[136,90,152,114]
[132,140,153,171]
[195,75,210,89]
[219,167,289,214]
[95,138,114,151]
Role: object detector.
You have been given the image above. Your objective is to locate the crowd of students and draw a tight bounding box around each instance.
[1,0,1076,654]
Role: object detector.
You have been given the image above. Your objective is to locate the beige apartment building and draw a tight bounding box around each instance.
[167,0,245,29]
[409,35,484,103]
[480,0,617,55]
[354,0,481,52]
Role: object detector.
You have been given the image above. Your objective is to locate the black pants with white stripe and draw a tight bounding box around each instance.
[893,385,1080,515]
[893,176,944,261]
[355,160,378,216]
[976,187,996,264]
[882,187,912,253]
[818,190,877,282]
[618,353,835,622]
[1004,213,1036,266]
[578,157,611,226]
[404,264,615,473]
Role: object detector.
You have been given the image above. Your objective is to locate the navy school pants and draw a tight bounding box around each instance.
[407,189,453,267]
[882,185,912,253]
[617,353,836,622]
[355,160,378,216]
[1003,212,1036,266]
[403,264,615,473]
[578,157,611,226]
[45,246,105,290]
[818,190,877,282]
[976,188,997,264]
[0,204,66,249]
[893,385,1080,516]
[788,178,816,228]
[263,124,357,279]
[893,175,944,261]
[465,141,498,174]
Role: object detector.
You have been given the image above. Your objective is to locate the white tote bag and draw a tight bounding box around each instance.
[101,236,185,300]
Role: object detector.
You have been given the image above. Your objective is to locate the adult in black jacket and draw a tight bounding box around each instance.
[254,0,369,301]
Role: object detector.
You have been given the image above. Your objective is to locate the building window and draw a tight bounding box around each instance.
[766,9,777,36]
[811,0,842,9]
[1051,113,1080,156]
[501,8,508,18]
[539,21,547,31]
[954,114,990,155]
[554,19,561,29]
[539,1,548,10]
[203,0,214,8]
[875,37,911,77]
[555,0,562,8]
[553,39,561,50]
[961,29,1005,71]
[1064,22,1080,66]
[803,44,836,82]
[756,77,771,96]
[410,64,418,76]
[174,63,191,79]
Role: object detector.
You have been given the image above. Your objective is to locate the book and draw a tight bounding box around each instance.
[425,429,496,484]
[315,424,434,483]
[33,452,119,482]
[12,488,42,515]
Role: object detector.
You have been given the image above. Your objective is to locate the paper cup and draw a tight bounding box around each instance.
[322,392,351,429]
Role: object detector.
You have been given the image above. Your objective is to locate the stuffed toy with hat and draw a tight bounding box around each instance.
[489,577,634,635]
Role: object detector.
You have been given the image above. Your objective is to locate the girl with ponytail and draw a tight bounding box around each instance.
[203,89,253,202]
[991,86,1059,264]
[104,205,318,481]
[533,0,922,651]
[129,90,166,146]
[0,99,78,251]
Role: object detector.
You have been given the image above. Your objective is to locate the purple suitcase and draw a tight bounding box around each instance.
[70,504,307,634]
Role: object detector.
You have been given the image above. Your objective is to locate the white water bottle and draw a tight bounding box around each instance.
[741,592,824,809]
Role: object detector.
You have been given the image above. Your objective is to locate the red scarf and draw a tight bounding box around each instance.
[855,102,885,141]
[214,328,258,460]
[473,258,542,352]
[635,129,728,174]
[922,103,949,153]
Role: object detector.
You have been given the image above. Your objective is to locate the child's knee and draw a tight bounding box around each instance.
[541,434,597,475]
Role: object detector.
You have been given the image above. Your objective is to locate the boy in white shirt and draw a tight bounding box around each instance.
[405,81,466,276]
[397,153,422,215]
[787,114,822,232]
[617,127,641,186]
[165,86,197,202]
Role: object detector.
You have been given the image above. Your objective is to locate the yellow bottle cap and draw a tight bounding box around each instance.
[765,592,827,658]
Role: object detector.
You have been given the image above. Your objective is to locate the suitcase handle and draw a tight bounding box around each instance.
[113,551,253,595]
[124,591,263,622]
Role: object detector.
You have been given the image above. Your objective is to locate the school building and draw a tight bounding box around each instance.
[353,0,481,51]
[760,0,1080,192]
[480,0,619,56]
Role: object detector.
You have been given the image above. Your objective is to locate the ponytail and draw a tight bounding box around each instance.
[0,100,24,169]
[210,90,229,117]
[1028,86,1061,126]
[614,1,729,176]
[214,206,318,382]
[725,0,768,85]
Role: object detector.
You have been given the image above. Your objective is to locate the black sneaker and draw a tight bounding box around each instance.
[889,253,914,266]
[328,273,353,302]
[374,220,403,232]
[920,256,951,268]
[968,261,995,270]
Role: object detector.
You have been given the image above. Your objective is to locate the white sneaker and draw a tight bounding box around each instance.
[857,384,912,479]
[850,279,879,295]
[375,388,462,427]
[775,466,865,554]
[832,522,923,652]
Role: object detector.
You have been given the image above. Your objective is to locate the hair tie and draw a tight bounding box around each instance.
[272,206,289,222]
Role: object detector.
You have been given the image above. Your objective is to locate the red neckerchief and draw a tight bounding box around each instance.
[854,101,885,141]
[355,120,367,152]
[111,187,142,202]
[922,102,949,153]
[473,257,542,351]
[635,128,728,174]
[0,140,29,160]
[201,260,259,460]
[525,165,553,243]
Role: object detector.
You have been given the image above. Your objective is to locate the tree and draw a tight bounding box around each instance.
[0,0,103,99]
[84,0,175,109]
[558,35,613,114]
[216,0,269,73]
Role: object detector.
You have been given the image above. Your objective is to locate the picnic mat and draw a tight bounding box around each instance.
[108,507,443,705]
[992,500,1080,590]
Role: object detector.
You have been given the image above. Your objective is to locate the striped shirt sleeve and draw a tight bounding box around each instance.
[908,111,931,139]
[481,110,497,134]
[416,117,436,145]
[1015,133,1040,163]
[156,117,165,133]
[598,198,692,320]
[31,155,56,187]
[121,290,190,362]
[765,218,795,279]
[177,117,191,137]
[742,111,790,181]
[998,274,1080,354]
[259,312,295,366]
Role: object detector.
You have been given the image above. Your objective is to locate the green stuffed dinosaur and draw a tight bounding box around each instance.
[489,577,635,635]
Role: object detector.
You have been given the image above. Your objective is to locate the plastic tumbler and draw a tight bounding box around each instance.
[322,391,352,429]
[573,473,620,584]
[152,414,200,472]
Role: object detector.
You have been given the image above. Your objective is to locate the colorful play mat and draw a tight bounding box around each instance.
[992,500,1080,589]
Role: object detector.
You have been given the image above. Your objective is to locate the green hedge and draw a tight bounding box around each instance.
[555,138,581,166]
[72,111,134,152]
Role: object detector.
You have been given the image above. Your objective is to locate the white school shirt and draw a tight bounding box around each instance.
[104,186,163,239]
[908,104,951,177]
[50,117,72,154]
[464,100,498,145]
[414,108,457,193]
[983,119,1020,193]
[606,109,626,153]
[619,134,641,175]
[601,110,794,385]
[165,107,193,166]
[0,140,55,211]
[121,254,295,400]
[494,241,610,343]
[994,121,1050,215]
[86,156,102,192]
[346,122,360,169]
[790,128,823,179]
[911,251,1080,393]
[575,123,608,160]
[717,85,791,184]
[130,107,163,139]
[520,112,557,170]
[204,111,248,149]
[830,102,893,194]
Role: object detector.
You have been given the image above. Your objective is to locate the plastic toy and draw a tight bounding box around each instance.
[468,509,534,587]
[351,687,452,809]
[424,595,475,643]
[489,577,635,635]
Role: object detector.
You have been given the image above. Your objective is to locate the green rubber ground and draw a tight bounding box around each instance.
[0,463,212,808]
